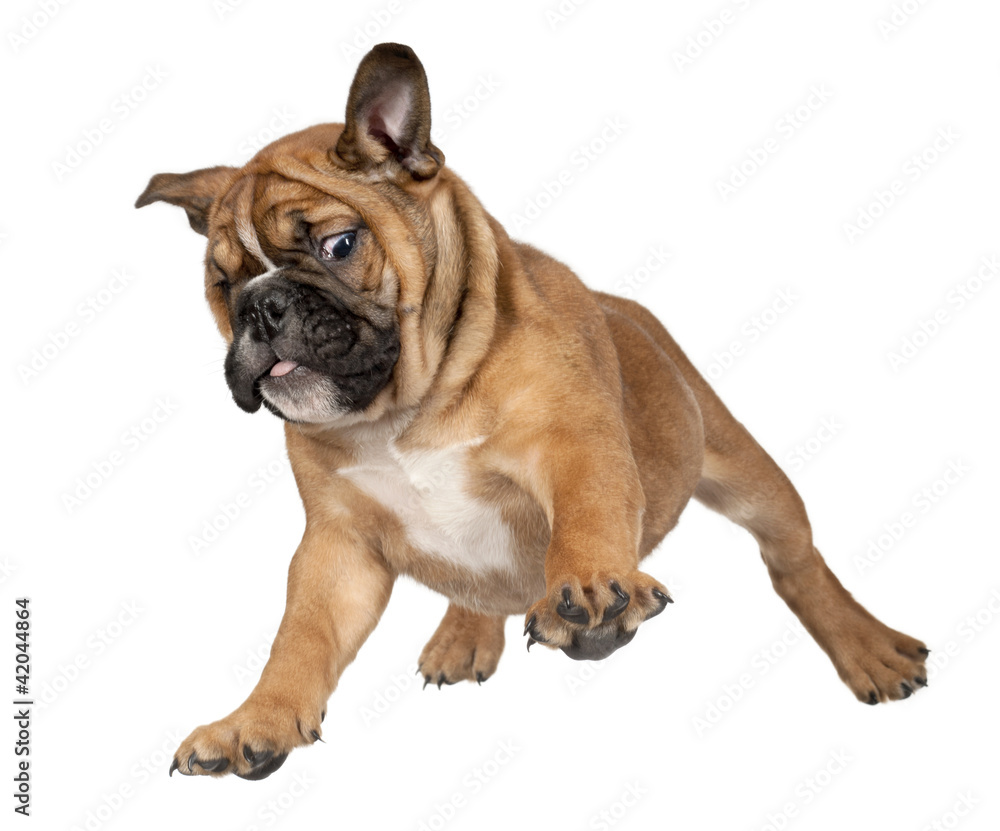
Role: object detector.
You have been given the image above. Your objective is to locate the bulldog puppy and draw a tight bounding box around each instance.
[137,43,927,780]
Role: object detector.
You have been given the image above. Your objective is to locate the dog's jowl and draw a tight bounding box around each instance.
[136,43,927,781]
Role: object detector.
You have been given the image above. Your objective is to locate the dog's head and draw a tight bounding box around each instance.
[136,44,453,424]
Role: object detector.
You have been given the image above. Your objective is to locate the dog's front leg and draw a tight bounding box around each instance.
[515,421,674,660]
[170,520,393,779]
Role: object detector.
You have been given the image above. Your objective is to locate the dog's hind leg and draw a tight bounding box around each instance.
[594,292,927,703]
[418,604,506,688]
[691,405,929,704]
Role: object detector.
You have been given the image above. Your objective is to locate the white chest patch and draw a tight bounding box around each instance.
[338,423,517,574]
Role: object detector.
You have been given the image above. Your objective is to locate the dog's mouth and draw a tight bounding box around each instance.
[268,360,300,378]
[244,357,346,423]
[254,359,330,398]
[250,357,325,401]
[229,345,321,415]
[222,270,401,422]
[252,358,301,401]
[224,299,400,423]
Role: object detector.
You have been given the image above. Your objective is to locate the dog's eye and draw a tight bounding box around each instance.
[320,231,356,261]
[212,271,232,298]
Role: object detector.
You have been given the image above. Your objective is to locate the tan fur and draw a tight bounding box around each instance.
[137,44,926,780]
[419,604,506,687]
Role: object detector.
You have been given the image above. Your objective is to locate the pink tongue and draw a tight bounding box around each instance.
[269,360,299,377]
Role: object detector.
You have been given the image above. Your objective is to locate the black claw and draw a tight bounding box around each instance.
[194,757,229,773]
[900,682,914,699]
[557,587,591,625]
[437,673,447,689]
[527,637,536,651]
[320,710,326,723]
[169,758,179,778]
[415,665,422,676]
[867,691,879,705]
[602,583,630,623]
[476,671,486,685]
[242,746,274,769]
[310,730,324,744]
[187,752,197,773]
[645,587,673,620]
[918,647,930,655]
[914,676,928,687]
[523,615,547,646]
[423,675,432,690]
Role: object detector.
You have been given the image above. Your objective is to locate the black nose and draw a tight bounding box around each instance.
[241,293,288,343]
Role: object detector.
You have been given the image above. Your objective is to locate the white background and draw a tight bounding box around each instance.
[4,0,999,829]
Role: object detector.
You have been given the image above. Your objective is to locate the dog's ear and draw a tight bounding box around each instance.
[135,166,238,235]
[333,43,444,181]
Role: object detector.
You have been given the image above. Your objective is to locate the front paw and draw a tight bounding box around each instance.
[523,571,672,660]
[169,694,325,780]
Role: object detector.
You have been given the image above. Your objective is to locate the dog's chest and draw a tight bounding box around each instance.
[338,427,517,574]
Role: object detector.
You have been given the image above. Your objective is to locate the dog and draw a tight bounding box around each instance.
[136,43,928,780]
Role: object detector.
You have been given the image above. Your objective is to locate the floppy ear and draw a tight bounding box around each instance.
[134,166,238,235]
[333,43,443,181]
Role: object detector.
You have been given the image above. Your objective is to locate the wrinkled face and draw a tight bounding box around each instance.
[136,43,446,425]
[208,175,400,423]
